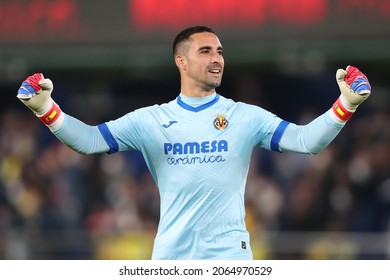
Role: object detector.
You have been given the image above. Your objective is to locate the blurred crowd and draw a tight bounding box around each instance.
[0,69,389,260]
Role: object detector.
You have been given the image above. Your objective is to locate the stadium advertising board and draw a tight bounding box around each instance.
[0,0,389,67]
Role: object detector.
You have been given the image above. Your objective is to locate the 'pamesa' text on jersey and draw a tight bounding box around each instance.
[164,139,228,165]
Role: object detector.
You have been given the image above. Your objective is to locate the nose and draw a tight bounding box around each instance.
[211,51,223,64]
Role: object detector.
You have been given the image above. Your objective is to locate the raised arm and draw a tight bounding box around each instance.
[279,65,371,154]
[17,73,109,154]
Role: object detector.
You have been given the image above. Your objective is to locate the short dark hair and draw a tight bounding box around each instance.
[173,26,215,56]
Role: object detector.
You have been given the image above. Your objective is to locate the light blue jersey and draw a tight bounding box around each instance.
[53,92,344,259]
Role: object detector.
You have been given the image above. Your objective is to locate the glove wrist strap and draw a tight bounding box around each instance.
[331,98,354,122]
[38,102,62,126]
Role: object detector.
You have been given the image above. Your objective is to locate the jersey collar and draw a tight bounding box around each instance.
[177,93,220,112]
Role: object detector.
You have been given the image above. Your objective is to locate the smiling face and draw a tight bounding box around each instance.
[175,32,224,97]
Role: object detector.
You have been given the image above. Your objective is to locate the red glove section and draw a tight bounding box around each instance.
[25,73,44,92]
[345,66,367,86]
[345,66,371,94]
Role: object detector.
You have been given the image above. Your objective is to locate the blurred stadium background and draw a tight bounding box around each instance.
[0,0,389,259]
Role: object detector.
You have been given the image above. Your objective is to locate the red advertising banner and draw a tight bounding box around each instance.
[0,0,389,45]
[0,0,389,68]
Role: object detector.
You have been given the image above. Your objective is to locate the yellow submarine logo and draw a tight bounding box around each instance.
[214,114,229,131]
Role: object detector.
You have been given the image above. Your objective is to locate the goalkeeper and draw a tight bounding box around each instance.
[17,26,371,260]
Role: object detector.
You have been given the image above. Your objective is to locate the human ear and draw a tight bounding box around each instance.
[175,55,187,70]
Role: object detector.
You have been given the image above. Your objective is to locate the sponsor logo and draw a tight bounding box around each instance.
[164,140,228,165]
[164,140,228,155]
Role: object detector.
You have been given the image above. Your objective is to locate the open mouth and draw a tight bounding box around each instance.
[209,69,222,76]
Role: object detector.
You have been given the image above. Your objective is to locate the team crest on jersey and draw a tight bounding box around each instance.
[214,114,228,130]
